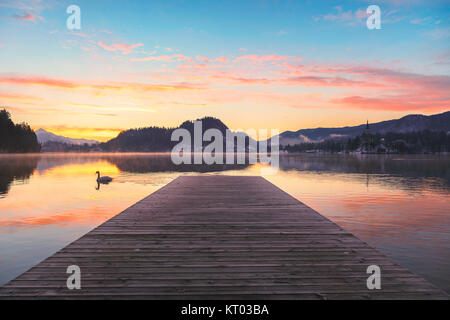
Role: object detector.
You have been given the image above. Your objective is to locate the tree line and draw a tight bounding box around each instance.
[283,130,450,154]
[0,109,41,153]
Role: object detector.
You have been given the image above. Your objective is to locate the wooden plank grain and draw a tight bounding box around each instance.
[0,175,448,300]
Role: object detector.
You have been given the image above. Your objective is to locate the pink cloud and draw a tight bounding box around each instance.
[13,11,38,21]
[131,54,193,63]
[310,65,450,93]
[98,41,143,54]
[70,32,89,38]
[331,95,450,112]
[216,57,228,63]
[285,75,388,88]
[98,41,117,52]
[279,63,309,76]
[173,54,188,61]
[0,75,77,88]
[114,43,143,54]
[196,56,211,63]
[0,74,203,92]
[236,55,290,62]
[212,75,273,85]
[130,55,174,62]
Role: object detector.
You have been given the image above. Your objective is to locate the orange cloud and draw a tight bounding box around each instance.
[0,91,43,102]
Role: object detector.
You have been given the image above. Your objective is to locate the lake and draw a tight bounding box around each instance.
[0,153,449,293]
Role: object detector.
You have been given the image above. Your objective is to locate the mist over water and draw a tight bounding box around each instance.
[0,153,449,293]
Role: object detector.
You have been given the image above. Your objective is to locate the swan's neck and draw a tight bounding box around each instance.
[97,172,100,179]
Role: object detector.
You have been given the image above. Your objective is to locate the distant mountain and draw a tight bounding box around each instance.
[36,128,99,146]
[276,111,450,146]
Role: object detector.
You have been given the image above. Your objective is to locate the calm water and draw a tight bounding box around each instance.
[0,153,449,293]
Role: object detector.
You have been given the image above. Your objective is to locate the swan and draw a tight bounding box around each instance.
[96,171,113,184]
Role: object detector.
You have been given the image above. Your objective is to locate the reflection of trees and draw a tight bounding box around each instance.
[105,155,250,173]
[280,154,450,187]
[0,156,39,195]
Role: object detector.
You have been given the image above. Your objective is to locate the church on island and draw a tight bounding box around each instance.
[360,121,387,154]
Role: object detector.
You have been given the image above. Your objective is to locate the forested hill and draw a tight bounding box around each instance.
[101,117,240,152]
[0,109,40,153]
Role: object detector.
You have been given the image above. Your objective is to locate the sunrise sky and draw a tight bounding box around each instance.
[0,0,449,141]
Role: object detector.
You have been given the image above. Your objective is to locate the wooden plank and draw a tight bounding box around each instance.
[0,175,448,300]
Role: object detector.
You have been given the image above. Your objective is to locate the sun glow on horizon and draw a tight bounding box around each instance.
[36,127,123,142]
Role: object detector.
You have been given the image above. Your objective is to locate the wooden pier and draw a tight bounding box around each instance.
[0,176,448,299]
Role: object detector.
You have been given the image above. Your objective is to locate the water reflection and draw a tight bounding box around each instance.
[279,154,450,190]
[107,154,250,173]
[3,153,447,197]
[0,155,38,196]
[0,153,448,293]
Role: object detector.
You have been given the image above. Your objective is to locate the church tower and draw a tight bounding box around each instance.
[364,120,371,135]
[361,120,373,153]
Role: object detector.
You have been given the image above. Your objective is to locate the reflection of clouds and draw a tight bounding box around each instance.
[41,161,119,177]
[0,194,148,231]
[35,154,117,174]
[0,209,105,228]
[113,173,175,186]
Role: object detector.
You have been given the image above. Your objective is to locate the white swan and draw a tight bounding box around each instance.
[96,171,113,184]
